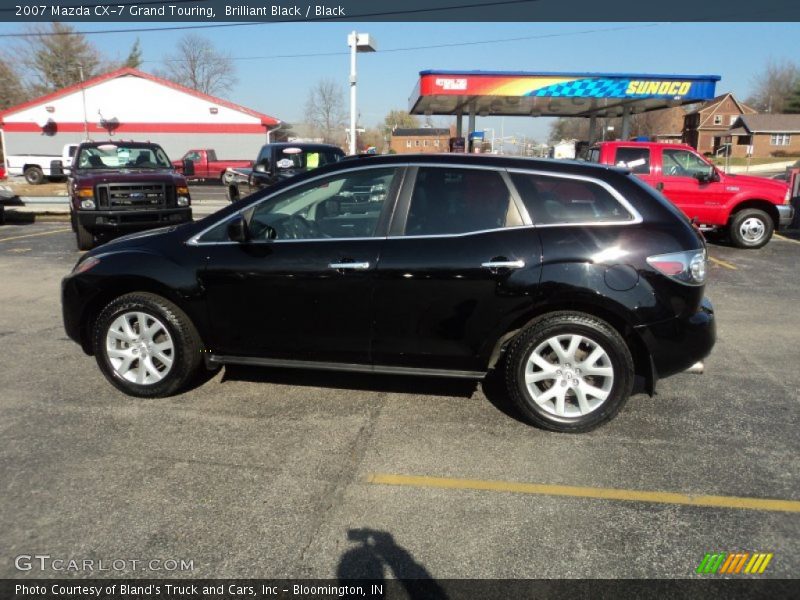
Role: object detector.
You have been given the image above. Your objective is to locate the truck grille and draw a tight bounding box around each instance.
[96,183,173,210]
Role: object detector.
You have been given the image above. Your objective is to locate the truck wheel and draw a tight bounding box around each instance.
[729,208,773,249]
[227,185,240,203]
[24,166,44,185]
[75,218,94,250]
[92,292,203,398]
[504,312,634,433]
[222,171,235,185]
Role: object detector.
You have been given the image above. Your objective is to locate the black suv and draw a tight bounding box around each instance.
[62,154,715,432]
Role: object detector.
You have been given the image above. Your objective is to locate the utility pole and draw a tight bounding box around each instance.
[77,63,89,140]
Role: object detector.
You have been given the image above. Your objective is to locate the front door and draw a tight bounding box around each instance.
[656,146,727,225]
[198,166,403,363]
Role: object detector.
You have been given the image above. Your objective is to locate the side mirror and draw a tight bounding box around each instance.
[227,215,250,243]
[182,159,195,177]
[694,168,717,184]
[254,160,270,173]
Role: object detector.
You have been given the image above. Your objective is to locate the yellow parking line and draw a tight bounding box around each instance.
[773,233,800,245]
[708,256,737,270]
[367,473,800,513]
[0,228,70,243]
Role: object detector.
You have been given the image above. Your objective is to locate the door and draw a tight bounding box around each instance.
[198,165,403,363]
[371,165,542,373]
[655,146,727,225]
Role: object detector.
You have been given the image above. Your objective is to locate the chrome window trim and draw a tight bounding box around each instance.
[504,167,643,227]
[186,163,408,246]
[388,224,535,240]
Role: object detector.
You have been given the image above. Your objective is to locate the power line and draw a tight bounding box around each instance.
[147,23,666,63]
[0,0,542,37]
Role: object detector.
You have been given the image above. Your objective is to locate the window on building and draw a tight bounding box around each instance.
[406,140,411,148]
[423,140,429,147]
[770,133,791,146]
[434,140,440,147]
[713,115,723,125]
[415,140,420,147]
[736,136,752,146]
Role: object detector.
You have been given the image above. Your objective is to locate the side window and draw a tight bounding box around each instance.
[662,149,712,178]
[614,147,651,174]
[185,151,201,162]
[586,148,600,163]
[247,167,398,241]
[509,172,634,225]
[404,167,521,236]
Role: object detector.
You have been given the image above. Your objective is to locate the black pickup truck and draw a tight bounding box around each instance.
[225,142,344,202]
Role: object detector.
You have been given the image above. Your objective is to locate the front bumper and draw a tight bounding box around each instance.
[777,204,795,229]
[77,207,191,233]
[635,297,716,380]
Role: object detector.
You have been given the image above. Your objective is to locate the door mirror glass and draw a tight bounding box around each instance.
[227,215,251,243]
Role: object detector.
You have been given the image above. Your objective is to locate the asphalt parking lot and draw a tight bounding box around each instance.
[0,221,798,581]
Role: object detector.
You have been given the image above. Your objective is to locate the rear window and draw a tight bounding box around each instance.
[614,147,651,174]
[509,172,634,225]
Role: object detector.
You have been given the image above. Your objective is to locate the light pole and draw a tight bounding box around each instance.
[347,31,376,155]
[76,63,89,140]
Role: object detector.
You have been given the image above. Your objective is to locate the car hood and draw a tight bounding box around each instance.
[722,172,789,193]
[90,225,180,255]
[72,169,183,185]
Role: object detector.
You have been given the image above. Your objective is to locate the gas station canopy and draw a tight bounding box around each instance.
[409,70,721,118]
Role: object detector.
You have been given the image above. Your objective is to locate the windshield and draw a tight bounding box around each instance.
[75,144,173,170]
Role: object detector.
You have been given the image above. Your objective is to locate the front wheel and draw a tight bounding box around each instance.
[92,292,203,397]
[729,208,773,249]
[221,171,235,185]
[505,312,634,433]
[75,218,94,250]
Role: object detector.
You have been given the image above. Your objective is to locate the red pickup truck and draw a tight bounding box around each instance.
[172,149,252,184]
[588,141,795,248]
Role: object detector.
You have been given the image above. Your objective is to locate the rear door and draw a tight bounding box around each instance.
[610,145,658,189]
[371,164,543,373]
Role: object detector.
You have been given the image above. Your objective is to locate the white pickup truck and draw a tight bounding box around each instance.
[5,143,79,184]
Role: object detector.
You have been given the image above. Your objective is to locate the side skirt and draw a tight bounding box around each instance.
[208,354,486,379]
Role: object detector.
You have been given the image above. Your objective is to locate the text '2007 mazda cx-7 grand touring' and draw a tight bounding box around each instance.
[62,154,715,432]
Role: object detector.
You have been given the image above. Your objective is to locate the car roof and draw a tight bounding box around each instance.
[327,153,628,177]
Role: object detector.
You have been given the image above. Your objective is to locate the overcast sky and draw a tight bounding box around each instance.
[1,21,798,142]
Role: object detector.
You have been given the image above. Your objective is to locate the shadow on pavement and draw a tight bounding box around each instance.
[337,528,448,599]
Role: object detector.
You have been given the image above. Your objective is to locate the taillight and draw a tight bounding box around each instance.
[647,250,707,285]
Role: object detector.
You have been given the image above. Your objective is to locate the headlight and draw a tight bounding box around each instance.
[177,196,190,207]
[72,256,100,274]
[80,199,95,209]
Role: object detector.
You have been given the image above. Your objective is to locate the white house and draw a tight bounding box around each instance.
[0,67,283,161]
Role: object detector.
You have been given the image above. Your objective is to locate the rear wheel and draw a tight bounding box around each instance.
[24,166,44,185]
[92,292,203,398]
[75,218,94,250]
[729,208,773,249]
[505,312,634,433]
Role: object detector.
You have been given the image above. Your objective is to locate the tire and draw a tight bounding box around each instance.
[24,166,44,185]
[92,292,203,398]
[728,208,773,249]
[504,312,634,433]
[75,218,94,250]
[227,184,240,203]
[221,171,235,185]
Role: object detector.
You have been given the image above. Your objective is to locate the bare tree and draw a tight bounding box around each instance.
[304,79,347,145]
[746,58,800,113]
[161,34,237,96]
[0,56,27,110]
[16,22,103,95]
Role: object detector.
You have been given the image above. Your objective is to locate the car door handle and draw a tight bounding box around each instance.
[481,260,525,269]
[329,261,371,270]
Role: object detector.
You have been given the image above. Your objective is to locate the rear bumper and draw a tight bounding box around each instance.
[635,297,716,380]
[77,207,191,233]
[777,204,794,229]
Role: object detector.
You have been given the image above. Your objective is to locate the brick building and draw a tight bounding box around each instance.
[726,114,800,159]
[390,128,450,154]
[682,93,756,155]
